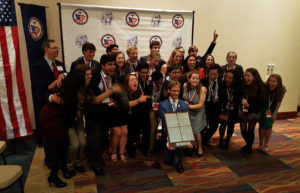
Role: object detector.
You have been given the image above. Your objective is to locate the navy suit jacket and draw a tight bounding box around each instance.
[30,58,66,127]
[159,99,189,143]
[70,56,100,73]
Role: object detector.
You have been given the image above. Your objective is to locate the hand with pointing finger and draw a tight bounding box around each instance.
[213,30,218,43]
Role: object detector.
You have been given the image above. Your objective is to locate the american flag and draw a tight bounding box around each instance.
[0,0,32,140]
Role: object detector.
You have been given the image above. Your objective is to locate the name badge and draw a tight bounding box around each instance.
[108,98,115,106]
[230,104,234,110]
[57,66,64,72]
[266,109,272,118]
[152,102,159,111]
[102,97,110,104]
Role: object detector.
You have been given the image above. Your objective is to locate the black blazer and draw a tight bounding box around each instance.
[219,82,242,123]
[127,59,142,72]
[201,76,222,103]
[88,68,129,112]
[30,58,66,128]
[220,64,244,81]
[70,56,100,73]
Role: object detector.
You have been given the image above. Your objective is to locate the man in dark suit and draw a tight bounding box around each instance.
[70,42,100,72]
[201,63,222,146]
[30,39,68,175]
[159,81,191,173]
[85,54,126,176]
[30,39,66,136]
[126,46,141,73]
[140,41,166,69]
[31,39,66,119]
[137,63,153,155]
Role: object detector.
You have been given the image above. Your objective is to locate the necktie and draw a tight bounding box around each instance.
[172,100,177,112]
[212,81,216,90]
[52,62,58,78]
[105,76,111,89]
[210,81,216,101]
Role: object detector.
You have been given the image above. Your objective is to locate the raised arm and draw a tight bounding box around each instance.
[93,84,122,104]
[203,30,218,57]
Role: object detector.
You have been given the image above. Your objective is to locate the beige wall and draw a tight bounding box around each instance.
[15,0,300,126]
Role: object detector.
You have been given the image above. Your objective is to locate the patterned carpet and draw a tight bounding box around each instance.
[96,118,300,193]
[6,118,299,193]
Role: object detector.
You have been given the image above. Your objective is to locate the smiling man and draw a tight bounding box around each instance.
[70,42,100,73]
[85,54,122,176]
[158,80,190,173]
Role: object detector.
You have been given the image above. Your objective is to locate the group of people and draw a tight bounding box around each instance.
[31,30,286,188]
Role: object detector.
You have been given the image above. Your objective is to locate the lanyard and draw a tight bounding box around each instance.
[129,63,135,72]
[188,89,197,103]
[226,88,233,110]
[152,85,161,102]
[268,93,274,109]
[227,88,233,103]
[139,82,144,94]
[209,81,216,97]
[100,71,110,91]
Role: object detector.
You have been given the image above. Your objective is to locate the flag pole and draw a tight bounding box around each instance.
[57,3,65,67]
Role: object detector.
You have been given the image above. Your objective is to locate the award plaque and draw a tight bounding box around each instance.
[164,111,195,148]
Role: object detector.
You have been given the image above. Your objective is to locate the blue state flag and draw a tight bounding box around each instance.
[20,3,48,65]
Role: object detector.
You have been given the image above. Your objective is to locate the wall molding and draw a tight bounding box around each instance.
[277,111,298,120]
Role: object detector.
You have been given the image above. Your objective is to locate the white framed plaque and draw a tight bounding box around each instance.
[164,111,195,148]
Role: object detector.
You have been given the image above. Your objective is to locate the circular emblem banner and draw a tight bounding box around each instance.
[172,14,184,29]
[73,9,88,25]
[101,34,116,48]
[28,17,44,41]
[126,12,140,27]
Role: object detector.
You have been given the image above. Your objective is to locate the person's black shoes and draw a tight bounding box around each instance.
[91,165,105,176]
[75,166,86,173]
[223,142,229,150]
[176,162,184,173]
[48,175,67,188]
[240,146,252,158]
[44,157,51,169]
[63,169,76,179]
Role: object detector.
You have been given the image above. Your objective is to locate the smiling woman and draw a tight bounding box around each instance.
[183,71,207,156]
[239,68,266,157]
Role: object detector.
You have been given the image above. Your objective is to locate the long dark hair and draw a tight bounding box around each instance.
[124,74,141,100]
[244,68,266,100]
[223,70,242,91]
[183,55,196,73]
[112,51,130,73]
[267,74,286,102]
[62,64,93,105]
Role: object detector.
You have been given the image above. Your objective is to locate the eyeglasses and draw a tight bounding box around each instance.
[48,47,60,50]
